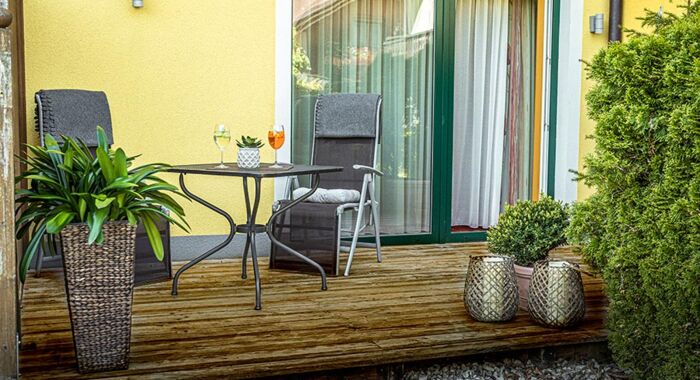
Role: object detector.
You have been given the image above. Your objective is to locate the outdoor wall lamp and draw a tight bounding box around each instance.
[589,13,604,34]
[133,0,143,8]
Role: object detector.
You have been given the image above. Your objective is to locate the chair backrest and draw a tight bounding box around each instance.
[35,89,114,148]
[311,93,382,192]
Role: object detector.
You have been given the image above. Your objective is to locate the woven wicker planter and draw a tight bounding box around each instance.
[60,221,137,373]
[464,255,519,322]
[527,260,586,328]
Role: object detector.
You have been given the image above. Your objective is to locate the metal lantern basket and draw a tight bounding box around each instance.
[527,260,586,328]
[464,255,519,322]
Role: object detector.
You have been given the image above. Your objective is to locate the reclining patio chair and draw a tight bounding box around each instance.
[270,93,383,276]
[33,90,171,285]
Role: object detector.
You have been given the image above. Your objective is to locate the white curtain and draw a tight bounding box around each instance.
[451,0,509,228]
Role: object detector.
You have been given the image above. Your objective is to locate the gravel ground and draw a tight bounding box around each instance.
[401,358,630,380]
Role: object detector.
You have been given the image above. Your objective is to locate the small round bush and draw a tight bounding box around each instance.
[487,196,569,267]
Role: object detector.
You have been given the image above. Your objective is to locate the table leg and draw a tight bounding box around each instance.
[241,177,252,280]
[243,177,263,310]
[266,174,328,291]
[172,174,236,296]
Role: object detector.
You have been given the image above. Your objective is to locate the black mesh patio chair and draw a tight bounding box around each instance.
[32,90,171,285]
[270,93,383,276]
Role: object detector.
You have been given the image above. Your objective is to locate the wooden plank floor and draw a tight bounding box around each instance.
[19,243,607,379]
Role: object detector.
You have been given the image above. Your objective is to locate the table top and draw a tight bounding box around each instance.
[167,163,343,178]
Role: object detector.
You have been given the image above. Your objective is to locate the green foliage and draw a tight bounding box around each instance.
[235,135,263,149]
[15,127,190,283]
[292,28,326,93]
[487,196,569,267]
[570,4,700,379]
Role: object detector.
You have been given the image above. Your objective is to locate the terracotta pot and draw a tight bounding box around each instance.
[514,264,534,310]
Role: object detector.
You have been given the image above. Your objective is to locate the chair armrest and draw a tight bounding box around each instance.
[353,164,384,176]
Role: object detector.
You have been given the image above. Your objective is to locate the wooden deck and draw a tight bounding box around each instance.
[19,243,607,379]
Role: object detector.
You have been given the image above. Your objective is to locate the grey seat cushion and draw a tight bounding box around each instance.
[293,187,361,204]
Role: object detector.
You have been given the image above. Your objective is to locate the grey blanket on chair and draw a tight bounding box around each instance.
[35,89,114,147]
[315,93,381,138]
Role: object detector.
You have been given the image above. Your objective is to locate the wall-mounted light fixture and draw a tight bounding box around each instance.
[132,0,143,8]
[589,13,604,34]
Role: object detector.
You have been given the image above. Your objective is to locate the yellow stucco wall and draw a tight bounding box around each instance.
[577,0,681,199]
[23,0,277,236]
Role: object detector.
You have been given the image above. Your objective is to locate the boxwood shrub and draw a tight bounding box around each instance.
[568,4,700,379]
[487,196,569,267]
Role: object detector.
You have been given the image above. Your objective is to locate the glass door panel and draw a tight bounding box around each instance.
[450,0,537,232]
[292,0,435,235]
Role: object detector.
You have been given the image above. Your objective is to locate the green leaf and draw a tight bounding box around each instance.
[125,209,137,225]
[24,174,60,187]
[20,223,47,283]
[96,125,109,152]
[96,148,115,182]
[87,207,109,245]
[78,198,87,221]
[102,180,137,191]
[63,147,74,170]
[114,148,128,178]
[93,195,115,209]
[141,213,164,261]
[45,211,75,234]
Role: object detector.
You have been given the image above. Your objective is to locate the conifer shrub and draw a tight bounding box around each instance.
[568,4,700,379]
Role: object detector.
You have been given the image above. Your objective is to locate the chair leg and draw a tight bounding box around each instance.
[369,179,382,263]
[344,180,368,277]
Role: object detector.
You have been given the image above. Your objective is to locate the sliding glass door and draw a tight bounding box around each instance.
[290,0,542,242]
[292,0,435,236]
[450,0,537,233]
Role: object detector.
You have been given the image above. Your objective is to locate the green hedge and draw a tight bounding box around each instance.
[568,4,700,379]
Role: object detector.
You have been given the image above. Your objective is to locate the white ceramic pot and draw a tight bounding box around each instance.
[237,147,260,169]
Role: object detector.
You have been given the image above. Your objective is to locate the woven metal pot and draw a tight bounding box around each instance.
[60,221,136,373]
[527,260,586,328]
[464,255,519,322]
[237,147,260,169]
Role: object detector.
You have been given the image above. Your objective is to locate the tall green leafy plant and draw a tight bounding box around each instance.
[15,127,189,282]
[569,4,700,379]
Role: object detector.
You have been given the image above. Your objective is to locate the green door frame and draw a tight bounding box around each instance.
[366,0,562,246]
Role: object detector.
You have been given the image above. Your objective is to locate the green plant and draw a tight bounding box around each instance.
[569,4,700,379]
[15,127,190,282]
[487,196,569,267]
[236,135,263,149]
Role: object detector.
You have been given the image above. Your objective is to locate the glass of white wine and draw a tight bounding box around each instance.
[213,124,231,169]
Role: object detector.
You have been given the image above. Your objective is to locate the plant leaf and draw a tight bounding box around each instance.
[45,211,75,234]
[114,148,128,178]
[141,213,164,261]
[87,207,109,244]
[96,148,115,182]
[20,223,47,283]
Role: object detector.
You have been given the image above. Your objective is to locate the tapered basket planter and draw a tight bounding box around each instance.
[527,260,586,328]
[60,221,137,373]
[464,255,519,322]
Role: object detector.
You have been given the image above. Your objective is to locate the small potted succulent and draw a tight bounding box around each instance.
[236,135,264,169]
[486,195,569,310]
[15,127,189,373]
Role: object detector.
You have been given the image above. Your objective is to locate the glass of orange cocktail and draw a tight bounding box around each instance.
[267,124,285,168]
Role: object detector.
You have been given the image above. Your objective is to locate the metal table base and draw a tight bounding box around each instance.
[171,172,327,310]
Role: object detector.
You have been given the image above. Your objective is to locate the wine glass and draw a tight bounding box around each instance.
[267,124,285,169]
[213,124,231,169]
